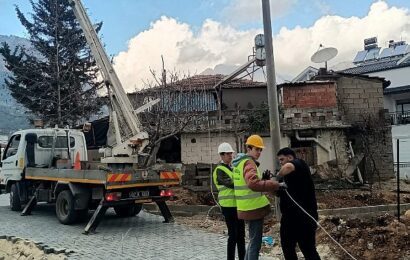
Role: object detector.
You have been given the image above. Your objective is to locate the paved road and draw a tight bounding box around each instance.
[0,194,228,259]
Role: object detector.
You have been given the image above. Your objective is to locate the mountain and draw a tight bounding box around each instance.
[0,35,32,136]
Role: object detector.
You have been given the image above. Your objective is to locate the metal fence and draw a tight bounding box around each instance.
[389,110,410,125]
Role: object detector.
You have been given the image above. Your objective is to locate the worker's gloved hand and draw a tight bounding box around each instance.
[275,174,284,182]
[278,182,288,190]
[262,170,272,180]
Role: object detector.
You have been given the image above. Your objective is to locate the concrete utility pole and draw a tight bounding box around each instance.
[262,0,282,219]
[262,0,282,170]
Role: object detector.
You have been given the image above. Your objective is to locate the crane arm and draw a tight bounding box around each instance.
[69,0,144,139]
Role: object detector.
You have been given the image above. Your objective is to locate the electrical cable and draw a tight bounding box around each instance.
[284,189,358,260]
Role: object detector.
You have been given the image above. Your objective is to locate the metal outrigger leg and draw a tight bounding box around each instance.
[83,199,108,235]
[21,196,37,216]
[156,200,174,223]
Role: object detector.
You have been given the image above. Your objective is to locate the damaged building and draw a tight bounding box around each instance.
[129,74,268,164]
[279,71,394,181]
[81,72,394,183]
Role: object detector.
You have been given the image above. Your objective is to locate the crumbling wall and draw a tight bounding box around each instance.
[281,82,350,130]
[336,76,394,180]
[316,130,349,167]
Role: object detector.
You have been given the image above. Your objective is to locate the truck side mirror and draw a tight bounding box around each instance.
[25,133,38,144]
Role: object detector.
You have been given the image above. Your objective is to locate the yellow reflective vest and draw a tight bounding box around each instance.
[233,158,270,211]
[212,164,236,207]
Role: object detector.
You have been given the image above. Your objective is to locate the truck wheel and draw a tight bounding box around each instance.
[114,204,142,217]
[10,184,21,211]
[56,190,78,224]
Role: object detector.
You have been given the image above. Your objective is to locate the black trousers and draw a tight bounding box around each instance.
[221,207,246,260]
[280,215,321,260]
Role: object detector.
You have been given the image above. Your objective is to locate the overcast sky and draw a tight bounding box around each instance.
[1,0,410,91]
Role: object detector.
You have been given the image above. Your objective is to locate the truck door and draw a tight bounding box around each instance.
[1,134,24,182]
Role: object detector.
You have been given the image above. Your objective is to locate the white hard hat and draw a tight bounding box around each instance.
[218,142,235,154]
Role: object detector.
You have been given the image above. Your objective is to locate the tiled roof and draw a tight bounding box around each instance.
[138,75,265,93]
[341,59,410,74]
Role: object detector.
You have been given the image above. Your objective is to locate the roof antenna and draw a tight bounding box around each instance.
[311,44,338,72]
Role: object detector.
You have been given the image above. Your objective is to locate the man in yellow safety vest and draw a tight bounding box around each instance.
[213,142,245,260]
[233,135,286,260]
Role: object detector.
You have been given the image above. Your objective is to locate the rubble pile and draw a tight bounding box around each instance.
[173,179,410,259]
[318,214,410,259]
[0,237,67,260]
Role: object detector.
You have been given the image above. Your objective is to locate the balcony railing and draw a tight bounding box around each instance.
[389,110,410,125]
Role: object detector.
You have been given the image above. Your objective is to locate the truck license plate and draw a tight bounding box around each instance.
[129,190,149,198]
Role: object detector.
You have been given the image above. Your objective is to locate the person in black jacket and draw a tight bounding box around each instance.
[276,147,321,260]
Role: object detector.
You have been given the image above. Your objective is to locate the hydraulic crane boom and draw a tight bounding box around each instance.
[69,0,149,161]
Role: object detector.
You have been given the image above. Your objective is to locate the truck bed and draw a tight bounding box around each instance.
[25,166,180,190]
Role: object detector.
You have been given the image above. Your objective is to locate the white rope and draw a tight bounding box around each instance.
[284,190,358,260]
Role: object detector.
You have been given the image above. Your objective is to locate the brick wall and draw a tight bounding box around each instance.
[282,82,337,108]
[281,82,348,130]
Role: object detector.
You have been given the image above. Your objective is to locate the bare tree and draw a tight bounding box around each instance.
[135,67,212,167]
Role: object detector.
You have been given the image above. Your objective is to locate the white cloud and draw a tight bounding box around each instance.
[114,1,410,92]
[221,0,297,25]
[113,17,260,91]
[273,1,410,78]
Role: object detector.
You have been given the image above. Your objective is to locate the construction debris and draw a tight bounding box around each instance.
[0,237,67,260]
[172,178,410,259]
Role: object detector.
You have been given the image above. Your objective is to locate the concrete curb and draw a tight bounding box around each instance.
[143,203,410,218]
[318,203,410,217]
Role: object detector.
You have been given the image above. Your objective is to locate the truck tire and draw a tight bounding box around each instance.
[10,184,21,211]
[56,190,78,224]
[114,204,142,217]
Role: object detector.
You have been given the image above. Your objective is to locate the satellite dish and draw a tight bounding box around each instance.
[311,46,338,69]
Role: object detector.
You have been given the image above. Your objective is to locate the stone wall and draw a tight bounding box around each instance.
[181,132,244,164]
[336,77,385,123]
[336,76,394,180]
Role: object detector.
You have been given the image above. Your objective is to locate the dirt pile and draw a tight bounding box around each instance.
[318,214,410,260]
[173,178,410,208]
[172,178,410,259]
[176,213,410,260]
[0,238,67,260]
[170,187,217,206]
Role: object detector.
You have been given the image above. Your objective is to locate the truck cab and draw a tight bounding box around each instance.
[0,128,87,193]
